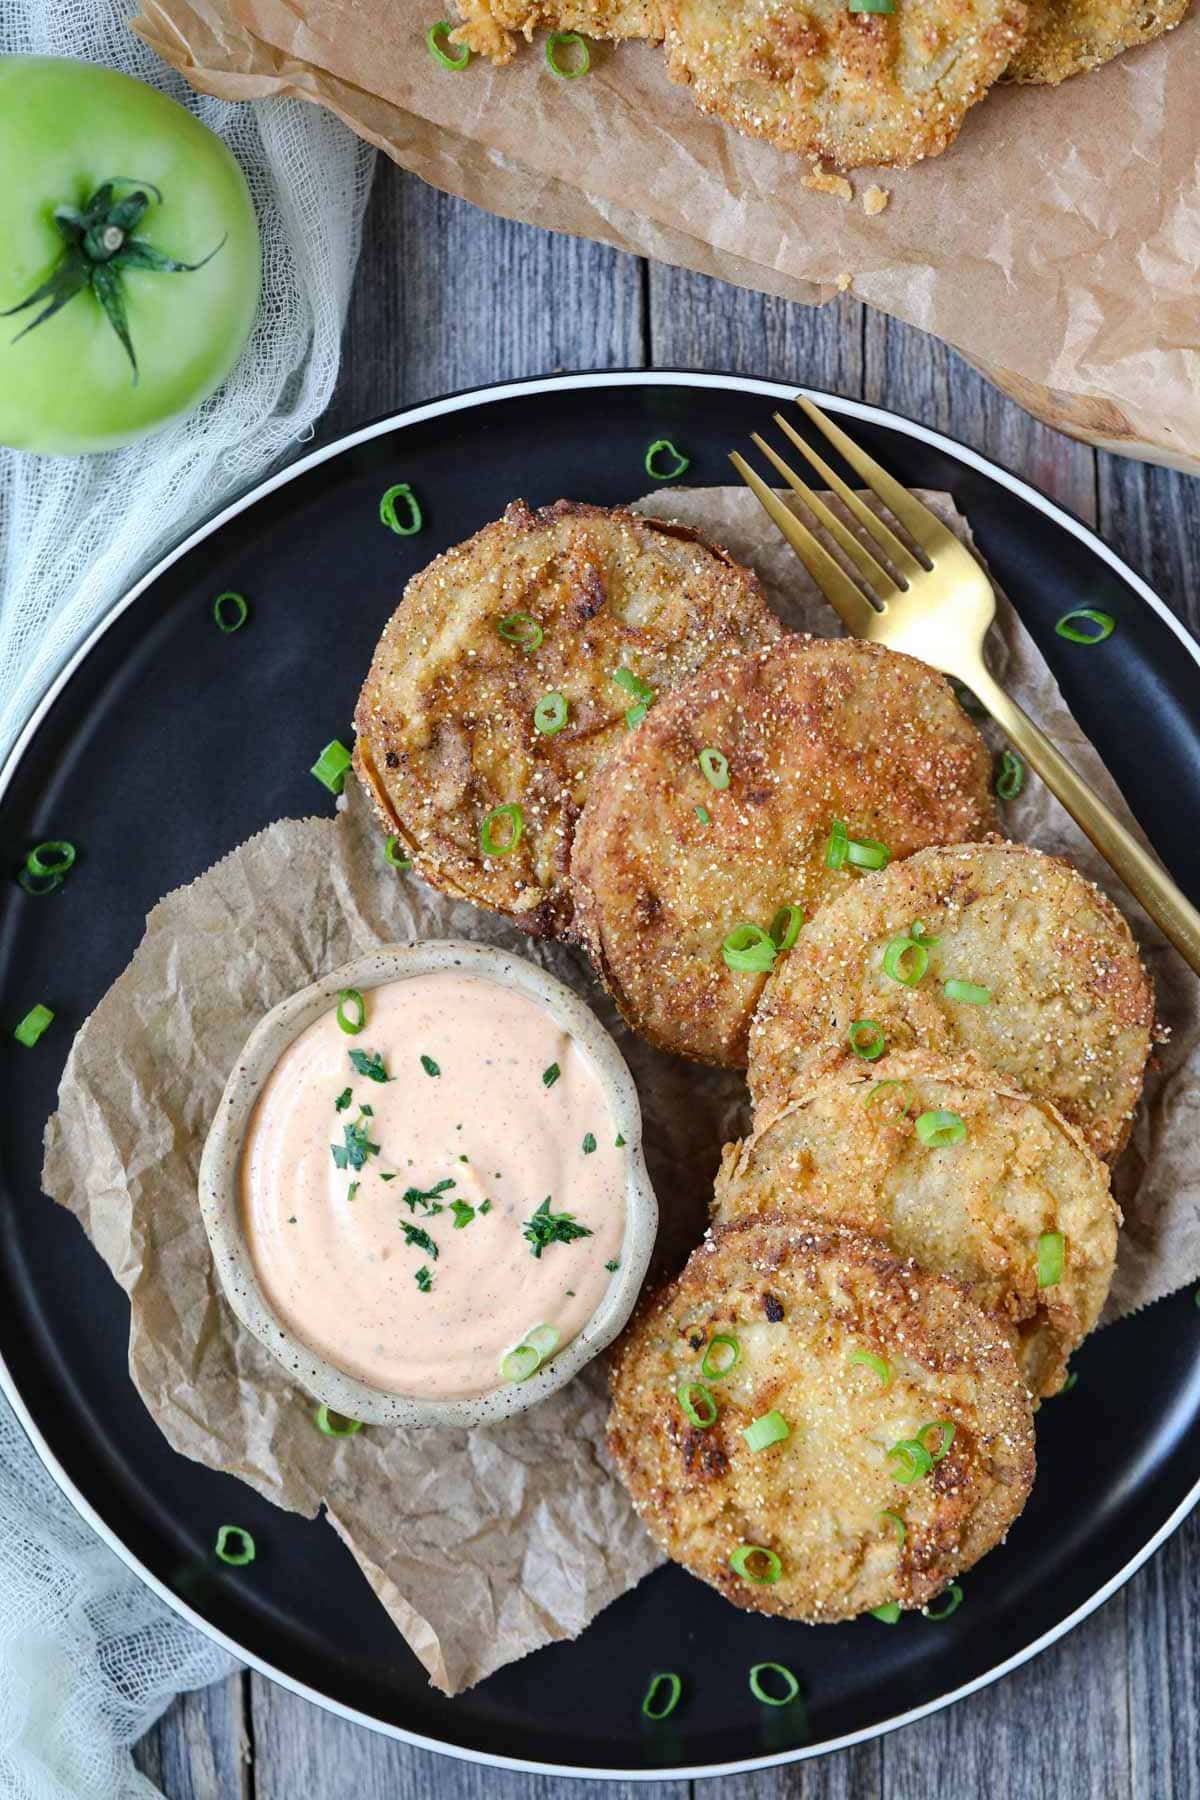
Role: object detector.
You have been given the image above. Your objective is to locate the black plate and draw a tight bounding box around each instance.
[3,372,1199,1779]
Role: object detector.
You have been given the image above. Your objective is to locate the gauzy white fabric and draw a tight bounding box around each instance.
[0,3,375,1793]
[0,0,376,765]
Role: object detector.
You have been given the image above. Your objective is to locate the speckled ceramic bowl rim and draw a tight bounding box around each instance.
[198,940,658,1428]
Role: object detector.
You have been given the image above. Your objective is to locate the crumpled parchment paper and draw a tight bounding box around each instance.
[129,0,1200,469]
[42,487,1200,1694]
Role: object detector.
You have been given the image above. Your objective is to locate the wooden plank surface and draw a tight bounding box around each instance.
[134,157,1200,1799]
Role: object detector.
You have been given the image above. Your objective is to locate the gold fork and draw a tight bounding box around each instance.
[731,394,1200,975]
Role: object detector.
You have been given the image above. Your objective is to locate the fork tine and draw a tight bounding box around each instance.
[772,413,924,580]
[729,451,878,639]
[793,396,955,558]
[750,432,898,600]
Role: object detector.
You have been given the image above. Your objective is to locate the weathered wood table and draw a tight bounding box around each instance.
[134,157,1200,1800]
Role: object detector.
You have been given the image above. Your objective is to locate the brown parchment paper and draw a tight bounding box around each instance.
[41,488,1200,1695]
[130,0,1200,469]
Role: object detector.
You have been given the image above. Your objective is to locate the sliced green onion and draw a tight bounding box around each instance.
[887,1439,933,1484]
[336,988,366,1035]
[742,1410,790,1452]
[644,437,689,481]
[825,818,849,870]
[1060,1371,1079,1392]
[497,611,544,652]
[625,702,649,729]
[678,1381,718,1428]
[480,802,523,857]
[613,667,654,703]
[1037,1230,1064,1287]
[915,1109,967,1148]
[849,1019,885,1062]
[849,1348,892,1388]
[879,1509,906,1545]
[314,1404,362,1438]
[214,1525,255,1566]
[1055,608,1115,646]
[17,866,62,896]
[27,841,76,878]
[870,1601,902,1623]
[722,922,776,974]
[944,978,992,1005]
[883,934,928,986]
[923,1584,963,1621]
[918,1420,956,1463]
[642,1672,683,1719]
[534,692,568,735]
[698,747,730,791]
[910,919,940,946]
[500,1342,543,1382]
[13,1004,54,1047]
[849,0,895,12]
[545,29,590,75]
[212,591,249,633]
[866,1078,915,1115]
[701,1332,740,1379]
[695,804,711,825]
[847,837,890,871]
[730,1544,781,1585]
[311,739,352,795]
[427,19,471,66]
[748,1662,800,1706]
[523,1324,559,1360]
[384,836,412,870]
[995,750,1025,800]
[379,483,424,533]
[769,905,803,952]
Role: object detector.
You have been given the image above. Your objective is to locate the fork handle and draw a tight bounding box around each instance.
[968,665,1200,976]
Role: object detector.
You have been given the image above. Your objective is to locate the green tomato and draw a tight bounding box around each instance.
[0,57,261,455]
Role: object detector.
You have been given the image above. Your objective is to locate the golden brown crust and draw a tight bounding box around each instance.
[748,840,1154,1159]
[570,635,996,1066]
[661,0,1028,169]
[607,1216,1035,1620]
[450,0,663,59]
[353,499,780,935]
[1007,0,1189,81]
[715,1052,1119,1396]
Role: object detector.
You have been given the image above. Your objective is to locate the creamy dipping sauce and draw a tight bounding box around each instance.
[240,971,626,1398]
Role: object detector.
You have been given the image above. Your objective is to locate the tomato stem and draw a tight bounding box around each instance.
[0,178,226,386]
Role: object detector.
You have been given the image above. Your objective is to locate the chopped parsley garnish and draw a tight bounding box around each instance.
[360,1103,374,1116]
[523,1196,594,1259]
[459,1153,469,1163]
[402,1177,455,1213]
[331,1114,380,1172]
[379,1172,397,1182]
[420,1054,440,1077]
[582,1132,597,1155]
[542,1062,561,1089]
[449,1199,476,1229]
[605,1259,620,1272]
[335,1087,353,1112]
[402,1222,439,1260]
[415,1266,433,1292]
[348,1182,359,1202]
[615,1133,626,1148]
[479,1198,493,1214]
[348,1049,391,1083]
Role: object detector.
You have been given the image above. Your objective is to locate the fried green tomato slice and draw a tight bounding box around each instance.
[716,1053,1119,1396]
[570,635,996,1066]
[661,0,1028,169]
[1007,0,1190,83]
[748,841,1154,1159]
[354,499,780,936]
[607,1216,1035,1621]
[449,0,661,62]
